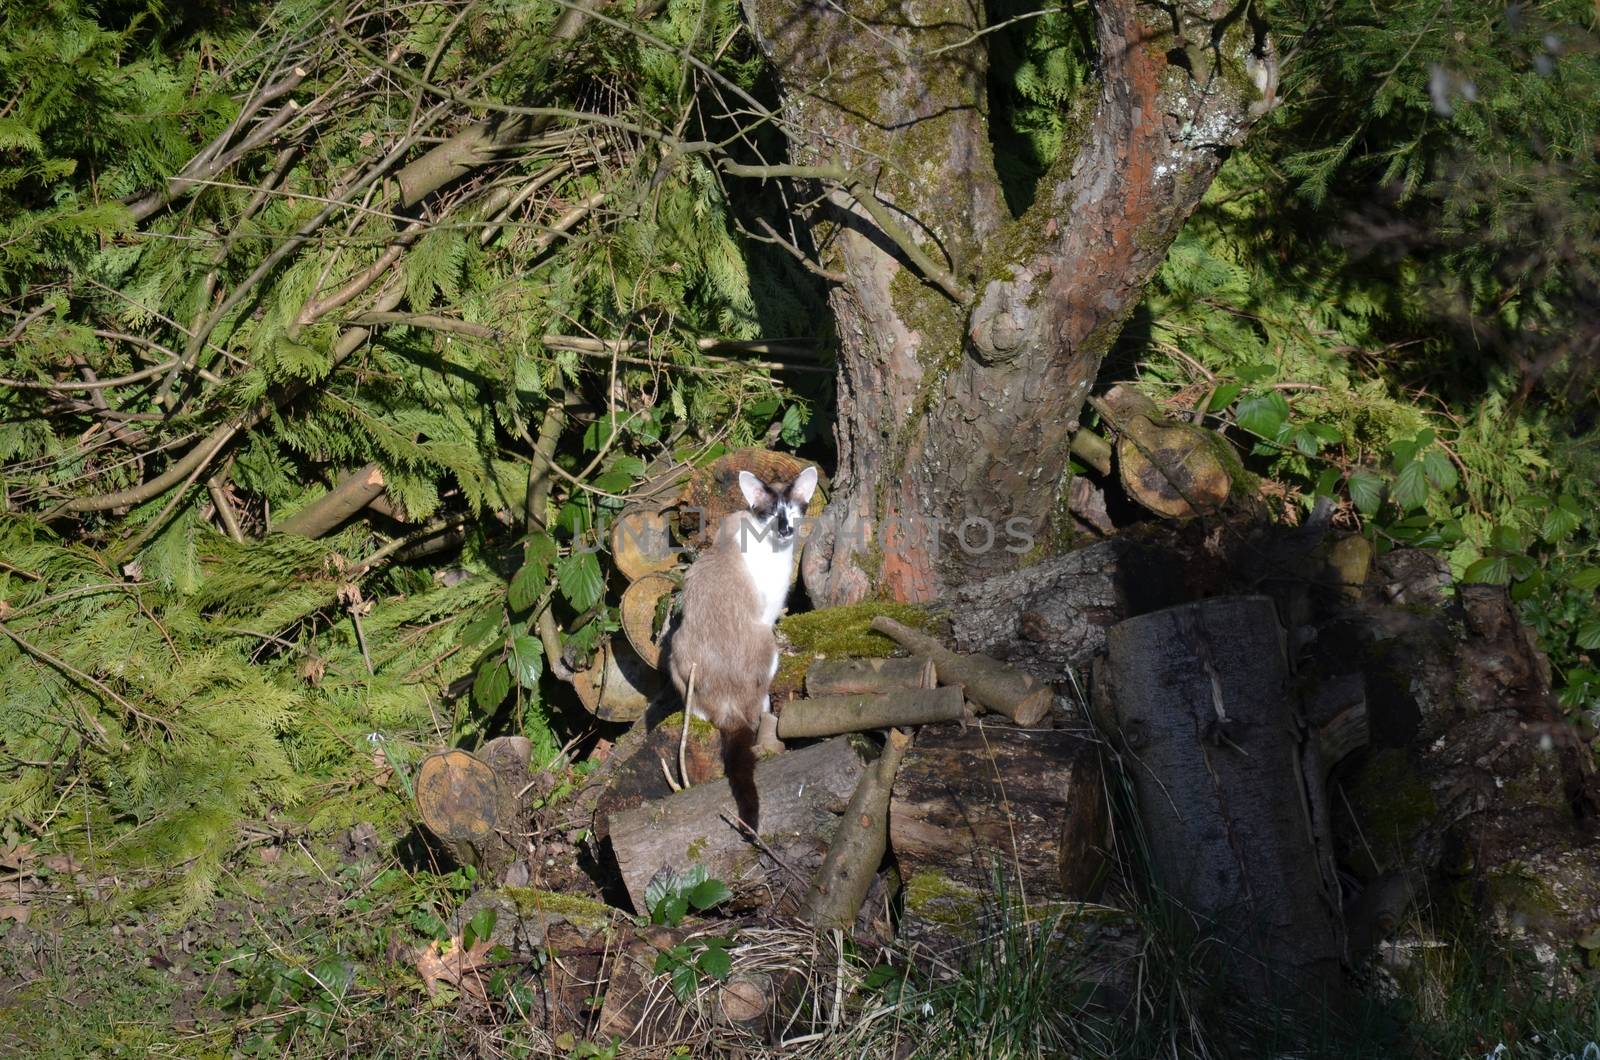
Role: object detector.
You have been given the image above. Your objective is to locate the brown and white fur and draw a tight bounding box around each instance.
[667,466,817,830]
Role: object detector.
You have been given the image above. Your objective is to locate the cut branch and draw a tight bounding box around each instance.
[776,686,962,740]
[805,656,935,697]
[276,463,387,538]
[868,616,1053,726]
[799,728,911,932]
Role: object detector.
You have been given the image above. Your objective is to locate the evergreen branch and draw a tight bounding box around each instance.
[55,278,405,517]
[160,104,451,406]
[0,619,166,739]
[125,64,313,223]
[719,162,970,303]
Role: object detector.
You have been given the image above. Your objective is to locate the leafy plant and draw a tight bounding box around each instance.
[645,863,732,927]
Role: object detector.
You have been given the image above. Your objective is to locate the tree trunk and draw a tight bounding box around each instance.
[740,0,1277,602]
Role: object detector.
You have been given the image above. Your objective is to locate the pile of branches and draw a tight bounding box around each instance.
[0,0,826,903]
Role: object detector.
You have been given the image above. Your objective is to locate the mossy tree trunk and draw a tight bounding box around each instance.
[740,0,1277,602]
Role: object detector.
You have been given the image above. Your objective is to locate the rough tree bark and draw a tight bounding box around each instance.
[740,0,1276,602]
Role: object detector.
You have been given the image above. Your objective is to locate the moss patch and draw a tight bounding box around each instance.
[500,887,613,933]
[776,600,937,695]
[904,869,985,929]
[1347,748,1437,872]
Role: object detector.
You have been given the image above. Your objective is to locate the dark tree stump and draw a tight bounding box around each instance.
[1101,596,1345,1001]
[889,721,1108,958]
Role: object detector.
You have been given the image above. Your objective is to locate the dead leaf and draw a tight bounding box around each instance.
[371,746,393,788]
[0,905,30,924]
[41,853,82,875]
[415,935,494,1001]
[0,843,36,872]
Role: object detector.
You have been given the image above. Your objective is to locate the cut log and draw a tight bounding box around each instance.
[590,711,727,843]
[889,721,1107,958]
[610,508,678,582]
[869,616,1053,726]
[805,655,934,696]
[572,640,659,722]
[414,736,531,877]
[1102,596,1345,1002]
[607,736,867,915]
[620,571,676,668]
[1092,386,1229,519]
[776,686,964,740]
[801,728,911,932]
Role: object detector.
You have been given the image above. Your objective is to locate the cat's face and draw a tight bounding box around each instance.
[737,466,818,547]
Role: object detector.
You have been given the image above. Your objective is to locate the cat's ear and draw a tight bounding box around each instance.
[790,465,818,506]
[738,470,767,508]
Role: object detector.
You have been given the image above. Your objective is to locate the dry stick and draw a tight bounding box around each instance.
[125,63,311,222]
[718,161,969,303]
[53,279,404,518]
[275,463,387,537]
[776,686,963,740]
[114,425,240,560]
[207,466,246,542]
[157,111,442,406]
[524,398,577,684]
[389,0,599,207]
[345,314,824,373]
[868,616,1054,726]
[799,728,912,932]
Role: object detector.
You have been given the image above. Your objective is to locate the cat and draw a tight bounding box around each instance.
[667,465,818,831]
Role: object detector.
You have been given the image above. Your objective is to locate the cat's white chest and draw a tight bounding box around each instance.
[739,540,795,626]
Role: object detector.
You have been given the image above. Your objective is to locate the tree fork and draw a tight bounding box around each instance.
[745,0,1278,602]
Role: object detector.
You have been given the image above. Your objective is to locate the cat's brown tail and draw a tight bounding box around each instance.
[722,723,759,832]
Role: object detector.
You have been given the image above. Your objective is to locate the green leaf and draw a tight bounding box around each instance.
[583,418,615,452]
[473,657,513,712]
[1576,621,1600,652]
[508,561,545,613]
[512,634,544,689]
[1463,556,1511,585]
[1234,391,1290,439]
[1391,460,1430,511]
[1306,421,1343,444]
[1510,571,1544,601]
[524,531,558,577]
[686,878,731,911]
[462,609,503,648]
[465,907,497,950]
[1422,449,1458,491]
[1205,382,1242,411]
[671,962,697,1001]
[1490,525,1525,553]
[1347,470,1384,516]
[696,945,731,981]
[556,550,605,612]
[1540,497,1583,543]
[1569,567,1600,593]
[1314,468,1341,497]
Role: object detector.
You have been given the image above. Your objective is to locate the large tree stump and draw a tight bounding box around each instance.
[889,721,1108,959]
[1101,596,1345,1001]
[606,736,867,915]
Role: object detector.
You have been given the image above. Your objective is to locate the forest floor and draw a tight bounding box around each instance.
[5,813,1600,1060]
